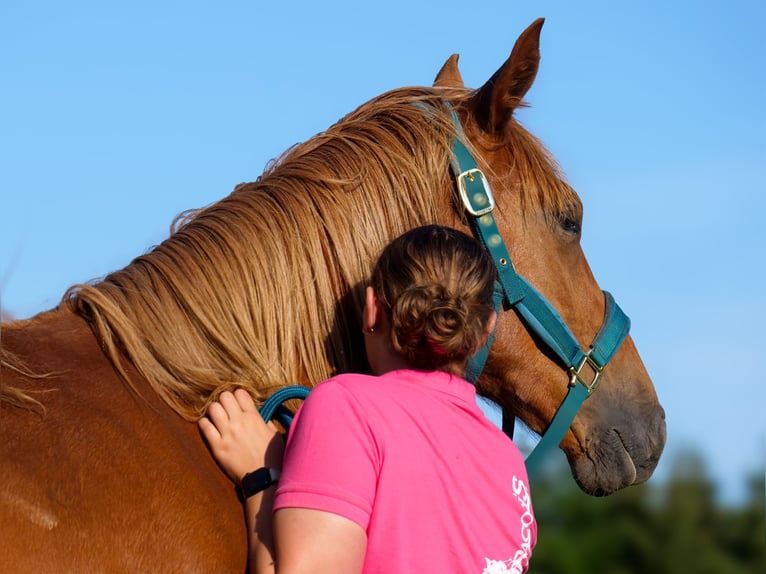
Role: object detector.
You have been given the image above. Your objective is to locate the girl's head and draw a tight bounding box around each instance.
[368,225,497,376]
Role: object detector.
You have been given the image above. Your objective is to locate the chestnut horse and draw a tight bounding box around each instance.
[0,19,665,571]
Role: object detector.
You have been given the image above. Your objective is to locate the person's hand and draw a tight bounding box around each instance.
[199,389,284,483]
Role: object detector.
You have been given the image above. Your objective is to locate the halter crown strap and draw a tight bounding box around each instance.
[447,105,631,476]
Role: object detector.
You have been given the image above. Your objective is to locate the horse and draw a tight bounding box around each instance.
[0,19,665,571]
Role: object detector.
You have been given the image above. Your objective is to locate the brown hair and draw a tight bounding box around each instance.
[370,225,496,375]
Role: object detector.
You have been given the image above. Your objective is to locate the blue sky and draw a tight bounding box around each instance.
[2,1,764,503]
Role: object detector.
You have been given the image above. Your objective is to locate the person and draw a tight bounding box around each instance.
[198,225,536,574]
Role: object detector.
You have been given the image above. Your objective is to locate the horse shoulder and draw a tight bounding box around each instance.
[0,310,247,571]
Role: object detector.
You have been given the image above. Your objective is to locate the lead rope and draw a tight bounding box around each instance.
[259,385,310,429]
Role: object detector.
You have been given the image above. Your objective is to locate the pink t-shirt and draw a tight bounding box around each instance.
[274,369,536,573]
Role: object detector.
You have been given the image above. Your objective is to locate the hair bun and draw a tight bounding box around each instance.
[369,225,496,375]
[391,283,477,368]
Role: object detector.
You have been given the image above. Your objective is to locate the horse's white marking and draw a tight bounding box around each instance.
[1,491,59,530]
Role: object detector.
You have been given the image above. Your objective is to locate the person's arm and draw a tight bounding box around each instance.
[269,380,376,573]
[273,508,366,573]
[198,389,284,571]
[200,387,369,573]
[245,484,279,572]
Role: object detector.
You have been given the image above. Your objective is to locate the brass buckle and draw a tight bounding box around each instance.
[458,168,495,217]
[568,353,604,395]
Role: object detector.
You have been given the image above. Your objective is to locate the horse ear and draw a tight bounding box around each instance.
[471,18,544,135]
[434,54,464,87]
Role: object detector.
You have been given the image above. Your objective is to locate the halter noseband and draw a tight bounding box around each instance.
[448,105,631,476]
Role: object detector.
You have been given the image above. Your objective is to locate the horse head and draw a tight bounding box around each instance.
[436,19,666,495]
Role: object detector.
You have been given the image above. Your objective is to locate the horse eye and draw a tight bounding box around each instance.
[557,213,582,235]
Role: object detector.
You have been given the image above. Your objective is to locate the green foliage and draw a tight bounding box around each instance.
[528,451,765,574]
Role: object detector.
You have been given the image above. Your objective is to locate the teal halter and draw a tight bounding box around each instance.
[448,106,631,477]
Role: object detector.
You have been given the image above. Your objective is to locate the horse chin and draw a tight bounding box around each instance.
[565,400,667,496]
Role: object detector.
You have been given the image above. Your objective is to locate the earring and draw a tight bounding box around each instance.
[366,327,374,334]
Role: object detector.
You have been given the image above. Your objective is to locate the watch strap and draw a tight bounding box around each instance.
[239,467,281,498]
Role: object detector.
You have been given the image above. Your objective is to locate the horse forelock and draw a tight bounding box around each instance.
[462,101,581,229]
[507,120,581,227]
[62,89,463,420]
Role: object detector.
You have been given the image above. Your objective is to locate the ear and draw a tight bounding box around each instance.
[470,18,544,135]
[434,54,464,87]
[480,311,498,348]
[364,286,381,332]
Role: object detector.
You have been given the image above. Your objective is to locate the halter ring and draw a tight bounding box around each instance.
[568,352,604,395]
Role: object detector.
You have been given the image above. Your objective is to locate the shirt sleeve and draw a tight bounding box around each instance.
[273,379,380,531]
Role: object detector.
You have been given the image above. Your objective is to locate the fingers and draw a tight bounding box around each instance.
[198,390,251,443]
[199,389,263,440]
[202,402,230,446]
[198,388,287,482]
[198,415,220,443]
[234,388,258,413]
[218,390,241,416]
[205,390,255,423]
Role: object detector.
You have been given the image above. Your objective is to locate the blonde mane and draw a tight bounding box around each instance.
[63,90,463,420]
[4,87,576,421]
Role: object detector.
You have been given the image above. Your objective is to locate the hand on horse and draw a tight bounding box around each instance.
[199,389,285,484]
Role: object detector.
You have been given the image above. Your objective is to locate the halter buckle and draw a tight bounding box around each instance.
[568,352,604,395]
[457,168,496,217]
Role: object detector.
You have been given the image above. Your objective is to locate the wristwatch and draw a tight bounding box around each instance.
[239,467,281,498]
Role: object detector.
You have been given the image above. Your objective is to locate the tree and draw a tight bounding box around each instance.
[528,450,764,573]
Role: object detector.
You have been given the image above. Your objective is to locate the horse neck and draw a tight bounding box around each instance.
[63,94,457,421]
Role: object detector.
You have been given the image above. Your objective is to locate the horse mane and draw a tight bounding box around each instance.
[60,89,465,420]
[0,342,58,416]
[2,86,577,421]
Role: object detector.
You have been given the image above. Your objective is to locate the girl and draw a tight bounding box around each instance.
[199,225,536,573]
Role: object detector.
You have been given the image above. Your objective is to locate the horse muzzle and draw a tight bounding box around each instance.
[570,403,666,496]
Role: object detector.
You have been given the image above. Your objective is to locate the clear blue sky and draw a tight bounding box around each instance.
[2,1,764,504]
